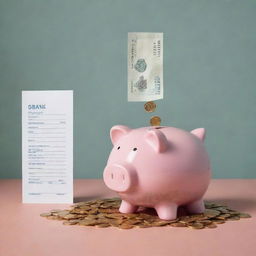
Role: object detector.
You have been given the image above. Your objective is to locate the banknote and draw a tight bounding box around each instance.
[128,32,163,102]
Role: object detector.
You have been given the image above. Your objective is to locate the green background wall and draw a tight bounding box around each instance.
[0,0,255,178]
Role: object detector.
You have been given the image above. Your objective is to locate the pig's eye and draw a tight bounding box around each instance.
[117,146,120,150]
[133,147,137,151]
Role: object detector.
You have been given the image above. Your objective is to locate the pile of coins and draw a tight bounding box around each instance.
[40,197,251,229]
[144,101,161,126]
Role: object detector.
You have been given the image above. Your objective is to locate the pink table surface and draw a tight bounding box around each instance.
[0,179,255,256]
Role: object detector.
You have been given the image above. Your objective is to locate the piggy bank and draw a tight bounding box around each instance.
[103,125,211,220]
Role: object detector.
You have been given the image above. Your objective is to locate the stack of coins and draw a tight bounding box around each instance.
[144,101,161,126]
[40,197,251,229]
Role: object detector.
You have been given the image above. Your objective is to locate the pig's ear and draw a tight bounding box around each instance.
[191,128,206,141]
[110,125,131,145]
[145,129,169,153]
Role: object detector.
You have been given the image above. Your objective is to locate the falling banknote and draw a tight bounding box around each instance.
[128,32,163,102]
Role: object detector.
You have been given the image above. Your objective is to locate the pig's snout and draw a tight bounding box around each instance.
[103,163,137,193]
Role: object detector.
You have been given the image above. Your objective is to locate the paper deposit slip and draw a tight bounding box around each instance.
[22,91,73,203]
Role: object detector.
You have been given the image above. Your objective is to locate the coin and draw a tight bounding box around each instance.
[170,222,187,227]
[226,216,240,221]
[137,223,152,228]
[63,220,79,225]
[50,209,61,213]
[153,221,170,227]
[150,116,161,126]
[198,220,212,225]
[78,219,98,226]
[96,223,111,228]
[118,223,134,229]
[40,198,251,229]
[63,214,78,220]
[40,212,52,217]
[144,101,156,113]
[216,213,230,220]
[57,210,70,218]
[239,213,251,218]
[213,220,225,224]
[206,223,217,228]
[204,209,220,218]
[188,222,204,229]
[180,214,206,223]
[46,215,60,220]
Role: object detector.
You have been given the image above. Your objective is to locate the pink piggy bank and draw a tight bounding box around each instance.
[103,125,211,220]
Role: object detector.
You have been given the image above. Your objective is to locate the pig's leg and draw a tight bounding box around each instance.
[186,198,205,214]
[119,200,138,213]
[155,203,178,220]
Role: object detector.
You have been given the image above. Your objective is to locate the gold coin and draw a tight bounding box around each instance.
[108,219,124,227]
[50,209,61,213]
[96,223,111,228]
[204,209,220,218]
[78,205,91,210]
[63,214,78,220]
[98,208,119,214]
[180,214,206,223]
[219,209,230,214]
[188,222,204,229]
[63,220,79,225]
[78,219,97,226]
[144,101,156,113]
[238,213,251,218]
[126,219,142,225]
[150,116,161,126]
[206,223,217,228]
[137,223,152,228]
[118,224,134,229]
[226,216,240,221]
[70,209,87,214]
[215,213,230,220]
[40,212,52,217]
[170,222,187,227]
[154,221,171,227]
[198,220,212,225]
[213,220,225,224]
[56,210,70,218]
[46,215,60,220]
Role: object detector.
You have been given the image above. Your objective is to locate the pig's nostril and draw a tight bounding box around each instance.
[122,174,125,180]
[111,173,114,179]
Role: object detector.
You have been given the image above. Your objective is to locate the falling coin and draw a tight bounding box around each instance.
[150,116,161,126]
[144,101,156,113]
